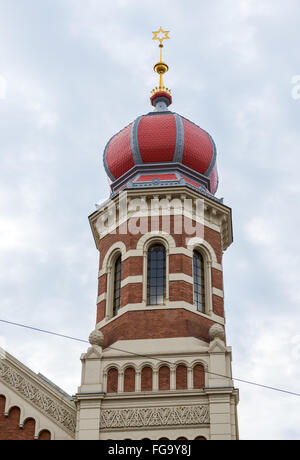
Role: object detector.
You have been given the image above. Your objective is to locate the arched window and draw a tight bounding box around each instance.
[193,251,205,312]
[113,255,122,317]
[147,245,166,305]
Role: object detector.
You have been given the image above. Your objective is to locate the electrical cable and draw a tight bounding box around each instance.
[1,318,300,398]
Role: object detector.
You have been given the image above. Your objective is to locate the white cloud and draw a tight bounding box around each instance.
[245,216,276,246]
[0,0,300,440]
[0,217,39,251]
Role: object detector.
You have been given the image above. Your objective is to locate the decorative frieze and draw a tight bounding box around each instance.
[0,360,76,434]
[100,404,209,429]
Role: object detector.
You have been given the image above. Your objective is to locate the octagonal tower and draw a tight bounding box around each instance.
[75,30,239,441]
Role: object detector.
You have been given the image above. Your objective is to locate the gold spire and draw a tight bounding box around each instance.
[151,27,171,96]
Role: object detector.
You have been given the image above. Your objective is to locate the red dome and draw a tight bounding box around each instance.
[103,111,218,195]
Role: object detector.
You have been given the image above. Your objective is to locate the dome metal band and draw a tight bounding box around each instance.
[172,113,184,163]
[130,116,144,165]
[103,135,117,181]
[204,132,217,178]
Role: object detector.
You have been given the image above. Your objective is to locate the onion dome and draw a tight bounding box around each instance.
[103,29,219,199]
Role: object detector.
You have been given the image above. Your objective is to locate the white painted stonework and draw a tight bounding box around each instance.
[74,332,239,440]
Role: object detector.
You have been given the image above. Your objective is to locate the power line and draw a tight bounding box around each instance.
[1,318,300,398]
[106,343,300,398]
[0,319,89,344]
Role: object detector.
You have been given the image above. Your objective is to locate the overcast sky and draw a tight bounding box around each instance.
[0,0,300,440]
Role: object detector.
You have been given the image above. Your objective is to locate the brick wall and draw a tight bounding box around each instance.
[98,216,222,271]
[107,368,118,393]
[169,280,193,303]
[159,366,170,391]
[0,395,51,440]
[141,367,153,391]
[193,364,205,389]
[96,214,225,343]
[124,367,136,392]
[176,365,188,390]
[100,309,217,348]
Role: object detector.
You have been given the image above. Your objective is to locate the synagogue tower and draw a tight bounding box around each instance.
[75,29,239,441]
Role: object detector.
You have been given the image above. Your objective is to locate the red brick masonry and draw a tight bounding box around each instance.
[0,395,51,440]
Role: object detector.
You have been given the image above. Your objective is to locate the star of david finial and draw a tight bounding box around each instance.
[150,28,172,108]
[152,27,170,45]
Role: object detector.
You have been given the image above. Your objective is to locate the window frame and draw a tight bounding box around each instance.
[112,254,122,317]
[147,244,167,306]
[191,247,213,315]
[106,251,123,320]
[193,250,205,313]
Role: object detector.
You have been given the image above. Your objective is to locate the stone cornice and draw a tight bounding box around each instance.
[89,187,233,253]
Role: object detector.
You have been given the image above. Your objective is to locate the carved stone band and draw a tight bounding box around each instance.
[100,404,209,429]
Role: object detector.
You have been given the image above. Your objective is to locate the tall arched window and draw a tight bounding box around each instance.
[147,245,166,305]
[113,255,122,317]
[193,251,205,312]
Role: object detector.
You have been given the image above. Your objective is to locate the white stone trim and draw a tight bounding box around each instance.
[121,276,143,288]
[98,268,106,278]
[97,293,106,303]
[105,249,123,321]
[187,238,217,264]
[99,426,210,441]
[99,404,209,429]
[169,273,193,284]
[101,242,127,273]
[136,231,176,251]
[98,276,143,303]
[98,249,223,278]
[89,187,233,254]
[190,246,213,316]
[212,288,224,298]
[169,247,192,257]
[140,234,171,304]
[92,201,221,241]
[212,262,223,272]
